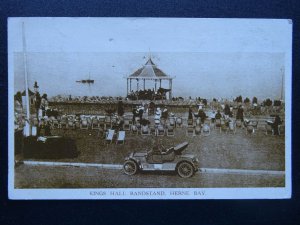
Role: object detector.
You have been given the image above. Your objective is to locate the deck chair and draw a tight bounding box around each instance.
[246,125,255,135]
[236,119,243,128]
[75,120,80,129]
[91,118,99,129]
[176,117,183,127]
[166,125,175,136]
[116,131,125,144]
[195,118,201,127]
[220,120,229,133]
[105,116,111,129]
[186,125,195,136]
[80,119,89,129]
[154,119,160,127]
[135,121,142,132]
[204,118,211,127]
[131,124,139,134]
[214,119,221,130]
[98,117,106,130]
[123,120,131,131]
[67,120,76,129]
[106,129,115,144]
[141,125,150,135]
[169,118,176,128]
[187,119,193,126]
[51,118,59,129]
[247,120,258,133]
[59,116,68,129]
[86,116,92,127]
[202,124,211,136]
[227,121,236,134]
[157,125,165,136]
[195,126,201,135]
[149,125,156,135]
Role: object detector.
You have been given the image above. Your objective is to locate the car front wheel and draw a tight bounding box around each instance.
[123,160,138,175]
[177,161,194,178]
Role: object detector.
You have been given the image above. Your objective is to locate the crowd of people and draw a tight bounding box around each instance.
[14,89,284,137]
[127,88,169,100]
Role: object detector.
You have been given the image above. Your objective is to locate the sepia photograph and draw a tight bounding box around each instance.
[8,17,292,199]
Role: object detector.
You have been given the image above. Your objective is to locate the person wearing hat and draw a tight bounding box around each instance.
[162,106,168,124]
[132,106,137,124]
[138,105,144,121]
[41,94,49,117]
[236,105,244,122]
[188,106,193,120]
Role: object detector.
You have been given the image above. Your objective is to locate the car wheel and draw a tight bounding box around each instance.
[123,160,138,175]
[177,161,194,178]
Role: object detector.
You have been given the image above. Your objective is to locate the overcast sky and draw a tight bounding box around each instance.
[9,18,292,100]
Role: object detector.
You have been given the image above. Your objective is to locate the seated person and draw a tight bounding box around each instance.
[147,139,166,163]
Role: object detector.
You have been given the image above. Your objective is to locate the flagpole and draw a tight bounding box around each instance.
[22,22,31,135]
[280,67,284,101]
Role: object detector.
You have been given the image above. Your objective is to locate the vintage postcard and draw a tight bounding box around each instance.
[8,17,292,199]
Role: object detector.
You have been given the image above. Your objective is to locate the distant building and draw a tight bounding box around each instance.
[21,89,35,110]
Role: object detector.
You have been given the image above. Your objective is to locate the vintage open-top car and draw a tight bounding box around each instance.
[123,142,199,178]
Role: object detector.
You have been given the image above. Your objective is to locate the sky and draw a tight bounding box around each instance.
[9,18,292,100]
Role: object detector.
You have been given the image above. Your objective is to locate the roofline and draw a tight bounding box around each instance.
[126,76,173,80]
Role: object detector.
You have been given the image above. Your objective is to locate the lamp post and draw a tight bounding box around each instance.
[22,22,31,136]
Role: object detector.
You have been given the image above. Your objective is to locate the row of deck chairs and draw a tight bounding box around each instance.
[45,115,121,130]
[186,118,211,136]
[212,118,285,135]
[105,129,126,144]
[129,124,176,136]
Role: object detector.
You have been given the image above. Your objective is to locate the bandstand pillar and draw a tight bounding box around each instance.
[169,79,172,99]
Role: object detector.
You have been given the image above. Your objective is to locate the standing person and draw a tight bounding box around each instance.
[132,106,137,124]
[34,92,41,119]
[273,115,282,135]
[138,106,144,121]
[198,109,206,123]
[41,94,49,117]
[162,106,168,122]
[188,107,193,120]
[236,105,244,122]
[117,100,124,116]
[224,104,230,116]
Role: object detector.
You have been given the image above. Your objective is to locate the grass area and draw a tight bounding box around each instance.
[28,120,285,171]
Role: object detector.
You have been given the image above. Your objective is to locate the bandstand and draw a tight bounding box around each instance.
[126,57,174,99]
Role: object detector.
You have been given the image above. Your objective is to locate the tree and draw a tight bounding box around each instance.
[202,99,207,106]
[252,97,258,104]
[234,95,243,103]
[14,91,22,103]
[264,98,272,107]
[244,97,250,104]
[273,100,281,107]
